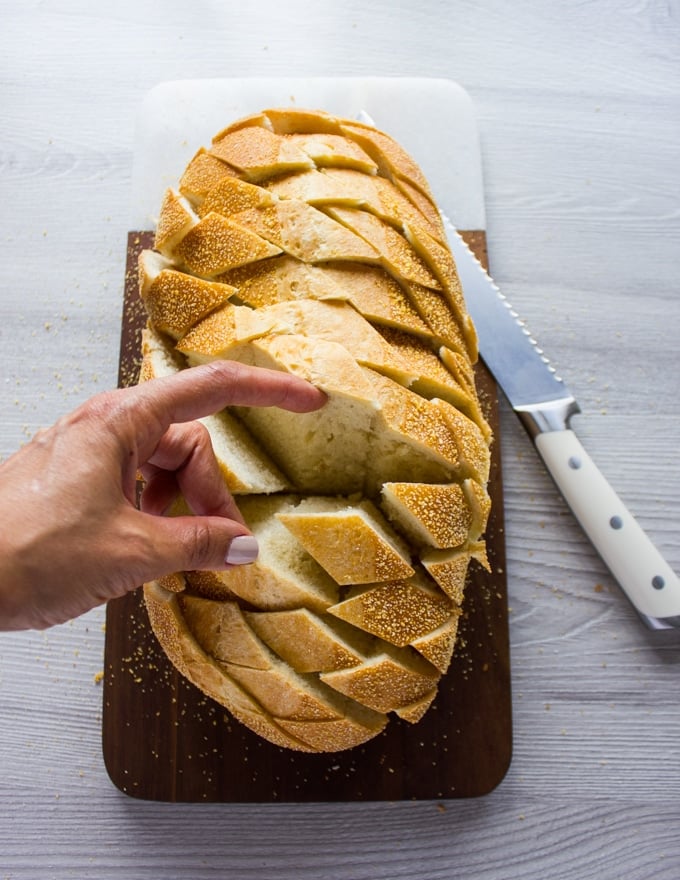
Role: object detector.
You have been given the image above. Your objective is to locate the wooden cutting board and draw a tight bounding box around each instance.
[102,228,511,802]
[103,79,511,800]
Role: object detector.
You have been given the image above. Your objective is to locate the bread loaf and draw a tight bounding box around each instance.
[138,108,493,752]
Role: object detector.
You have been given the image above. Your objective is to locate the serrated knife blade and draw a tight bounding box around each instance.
[443,220,680,630]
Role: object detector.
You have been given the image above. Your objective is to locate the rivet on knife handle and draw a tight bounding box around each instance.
[535,429,680,629]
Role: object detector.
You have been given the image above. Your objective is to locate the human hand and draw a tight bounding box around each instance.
[0,361,326,631]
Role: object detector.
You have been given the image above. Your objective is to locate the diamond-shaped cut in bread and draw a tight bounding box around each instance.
[197,175,275,219]
[394,689,438,724]
[277,497,414,585]
[256,107,339,135]
[174,212,282,277]
[437,340,477,392]
[179,148,240,205]
[276,714,386,751]
[154,189,197,255]
[328,574,453,648]
[219,663,343,722]
[231,201,380,264]
[174,301,289,364]
[403,221,469,322]
[217,298,420,390]
[266,167,371,205]
[377,325,489,434]
[155,571,187,594]
[410,612,462,673]
[324,206,440,289]
[211,112,275,139]
[245,607,375,673]
[431,397,491,483]
[420,541,491,605]
[318,263,433,337]
[219,254,338,307]
[267,167,443,241]
[392,175,444,236]
[401,279,471,356]
[184,570,236,601]
[361,369,465,490]
[218,256,435,343]
[381,481,473,550]
[139,249,236,340]
[320,647,440,714]
[339,122,436,202]
[209,126,314,180]
[287,133,378,173]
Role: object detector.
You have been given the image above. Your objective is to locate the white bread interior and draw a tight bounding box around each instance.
[139,324,290,495]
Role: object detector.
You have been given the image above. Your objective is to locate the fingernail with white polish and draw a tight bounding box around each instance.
[225,535,259,566]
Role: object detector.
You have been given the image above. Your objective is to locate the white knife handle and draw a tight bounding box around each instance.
[534,429,680,627]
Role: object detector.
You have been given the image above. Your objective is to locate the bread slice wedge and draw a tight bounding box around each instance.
[214,495,340,612]
[327,573,454,649]
[209,125,314,180]
[138,249,236,340]
[179,147,240,205]
[245,607,375,673]
[277,496,415,585]
[420,542,491,605]
[320,646,440,714]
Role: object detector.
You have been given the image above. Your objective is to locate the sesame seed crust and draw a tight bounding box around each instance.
[141,267,236,339]
[328,577,453,648]
[175,212,282,276]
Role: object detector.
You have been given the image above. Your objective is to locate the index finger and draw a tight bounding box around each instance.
[130,360,327,431]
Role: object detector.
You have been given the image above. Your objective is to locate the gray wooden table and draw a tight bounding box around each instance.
[1,1,679,877]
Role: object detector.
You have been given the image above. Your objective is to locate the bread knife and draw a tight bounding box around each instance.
[443,219,680,630]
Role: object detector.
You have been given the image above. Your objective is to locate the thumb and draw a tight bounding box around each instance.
[133,511,259,580]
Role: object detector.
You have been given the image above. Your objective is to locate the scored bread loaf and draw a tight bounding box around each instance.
[137,107,493,752]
